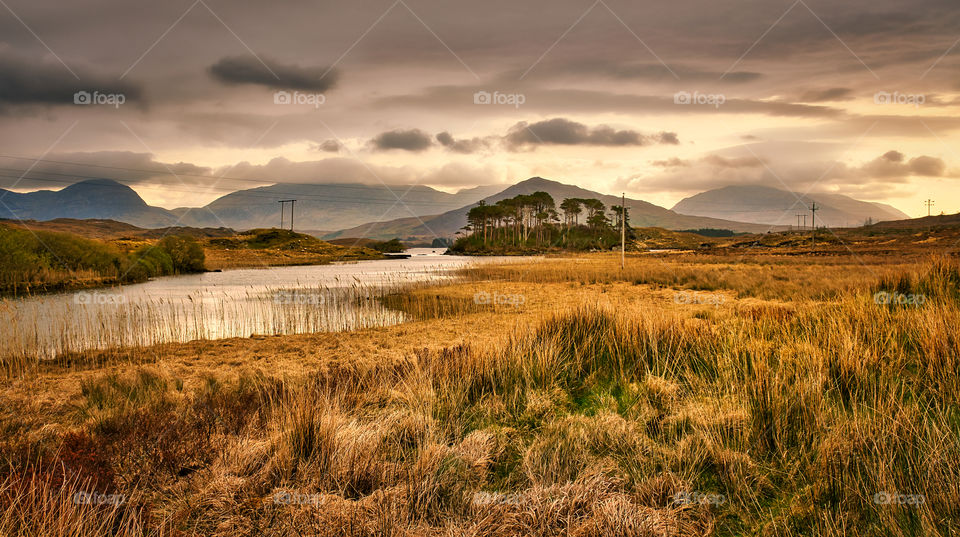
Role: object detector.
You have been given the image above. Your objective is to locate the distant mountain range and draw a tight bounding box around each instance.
[0,178,911,240]
[0,180,501,231]
[672,185,910,228]
[323,177,779,240]
[171,183,504,231]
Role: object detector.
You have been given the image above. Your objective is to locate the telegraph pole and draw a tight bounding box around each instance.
[796,214,804,231]
[278,200,296,231]
[925,199,935,217]
[620,193,626,270]
[810,203,819,247]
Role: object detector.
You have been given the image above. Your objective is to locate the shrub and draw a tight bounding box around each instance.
[369,238,406,253]
[157,235,205,273]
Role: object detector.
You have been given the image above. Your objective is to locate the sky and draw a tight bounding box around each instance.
[0,0,958,216]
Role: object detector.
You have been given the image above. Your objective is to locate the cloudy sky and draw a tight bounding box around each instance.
[1,0,958,216]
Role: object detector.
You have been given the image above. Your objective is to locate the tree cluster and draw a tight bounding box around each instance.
[456,192,631,252]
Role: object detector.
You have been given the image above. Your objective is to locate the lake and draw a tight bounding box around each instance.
[1,249,505,361]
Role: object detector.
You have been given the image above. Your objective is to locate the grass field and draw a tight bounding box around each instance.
[1,249,958,536]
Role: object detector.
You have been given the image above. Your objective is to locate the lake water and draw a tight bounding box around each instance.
[1,249,505,360]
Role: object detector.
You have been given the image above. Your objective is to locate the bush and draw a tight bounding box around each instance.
[0,226,124,294]
[124,245,173,281]
[157,235,205,273]
[369,238,406,253]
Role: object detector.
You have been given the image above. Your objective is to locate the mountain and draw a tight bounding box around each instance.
[671,185,910,228]
[174,183,504,231]
[0,179,180,228]
[324,177,779,241]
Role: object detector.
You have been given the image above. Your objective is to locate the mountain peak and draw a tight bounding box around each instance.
[63,178,131,189]
[0,179,179,227]
[672,185,909,227]
[516,176,559,187]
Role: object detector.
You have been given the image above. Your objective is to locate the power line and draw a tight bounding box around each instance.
[620,192,627,270]
[810,203,819,247]
[278,200,296,230]
[925,199,935,217]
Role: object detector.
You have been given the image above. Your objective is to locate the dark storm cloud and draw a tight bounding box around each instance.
[436,132,490,154]
[312,140,342,153]
[0,49,143,109]
[370,129,433,151]
[504,118,677,149]
[208,56,338,92]
[861,151,946,177]
[659,132,680,145]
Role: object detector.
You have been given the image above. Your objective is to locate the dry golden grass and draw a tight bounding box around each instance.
[1,252,958,536]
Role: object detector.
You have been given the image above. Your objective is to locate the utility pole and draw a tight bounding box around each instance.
[925,199,935,217]
[796,214,804,231]
[278,200,296,231]
[620,193,626,270]
[810,203,819,247]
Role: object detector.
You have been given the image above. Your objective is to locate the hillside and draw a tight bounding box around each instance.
[326,177,780,241]
[863,212,960,230]
[0,218,236,240]
[672,185,909,228]
[202,228,382,270]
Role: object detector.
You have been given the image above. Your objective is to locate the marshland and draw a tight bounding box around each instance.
[1,246,957,536]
